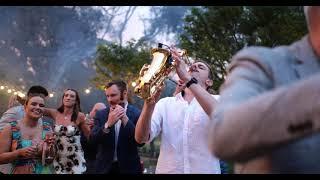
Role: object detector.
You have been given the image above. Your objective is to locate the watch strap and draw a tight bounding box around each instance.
[186,77,198,88]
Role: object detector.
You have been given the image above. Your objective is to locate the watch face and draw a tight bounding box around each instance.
[186,77,198,88]
[103,127,110,133]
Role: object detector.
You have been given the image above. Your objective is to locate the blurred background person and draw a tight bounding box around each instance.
[81,102,106,174]
[7,94,23,109]
[209,6,320,173]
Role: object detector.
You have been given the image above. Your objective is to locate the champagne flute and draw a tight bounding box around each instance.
[85,113,91,124]
[31,138,41,158]
[85,113,94,129]
[44,131,55,163]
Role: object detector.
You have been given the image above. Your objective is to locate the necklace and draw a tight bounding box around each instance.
[64,114,71,120]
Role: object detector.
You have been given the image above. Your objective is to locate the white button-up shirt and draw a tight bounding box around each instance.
[148,93,221,174]
[113,101,128,162]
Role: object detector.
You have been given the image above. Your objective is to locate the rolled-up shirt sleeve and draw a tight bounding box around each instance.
[147,98,165,143]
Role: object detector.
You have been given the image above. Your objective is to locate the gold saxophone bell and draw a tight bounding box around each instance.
[134,43,190,100]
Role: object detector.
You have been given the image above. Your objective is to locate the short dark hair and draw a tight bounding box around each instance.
[193,60,215,93]
[27,85,48,97]
[105,80,127,94]
[25,93,46,106]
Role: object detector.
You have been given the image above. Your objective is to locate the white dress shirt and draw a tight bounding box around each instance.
[113,101,128,162]
[148,93,221,174]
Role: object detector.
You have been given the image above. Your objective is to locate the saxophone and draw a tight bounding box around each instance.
[134,43,191,100]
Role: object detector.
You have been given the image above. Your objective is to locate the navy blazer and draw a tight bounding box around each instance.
[90,104,143,174]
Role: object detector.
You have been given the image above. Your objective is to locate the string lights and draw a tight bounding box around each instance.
[85,88,91,94]
[0,82,95,98]
[0,83,26,98]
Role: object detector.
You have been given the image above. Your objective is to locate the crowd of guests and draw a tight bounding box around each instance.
[1,6,320,174]
[0,81,228,174]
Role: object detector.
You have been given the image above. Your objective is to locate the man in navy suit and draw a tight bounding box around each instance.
[90,80,143,174]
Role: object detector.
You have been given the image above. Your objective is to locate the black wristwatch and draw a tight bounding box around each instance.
[186,77,198,88]
[103,125,111,134]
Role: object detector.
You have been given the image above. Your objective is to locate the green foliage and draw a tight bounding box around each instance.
[92,6,307,94]
[92,40,151,89]
[180,6,307,92]
[0,6,104,89]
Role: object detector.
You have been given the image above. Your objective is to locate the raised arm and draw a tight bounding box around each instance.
[89,110,114,145]
[187,82,218,117]
[135,101,156,144]
[172,50,218,117]
[135,87,164,144]
[43,108,58,121]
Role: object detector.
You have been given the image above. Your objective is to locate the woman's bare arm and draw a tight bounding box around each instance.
[78,113,91,140]
[43,108,58,122]
[0,125,20,164]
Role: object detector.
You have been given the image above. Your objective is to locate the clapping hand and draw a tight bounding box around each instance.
[106,105,126,127]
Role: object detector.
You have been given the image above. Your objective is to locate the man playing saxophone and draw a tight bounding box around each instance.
[135,48,221,174]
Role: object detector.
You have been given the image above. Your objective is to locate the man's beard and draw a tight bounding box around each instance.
[110,92,125,107]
